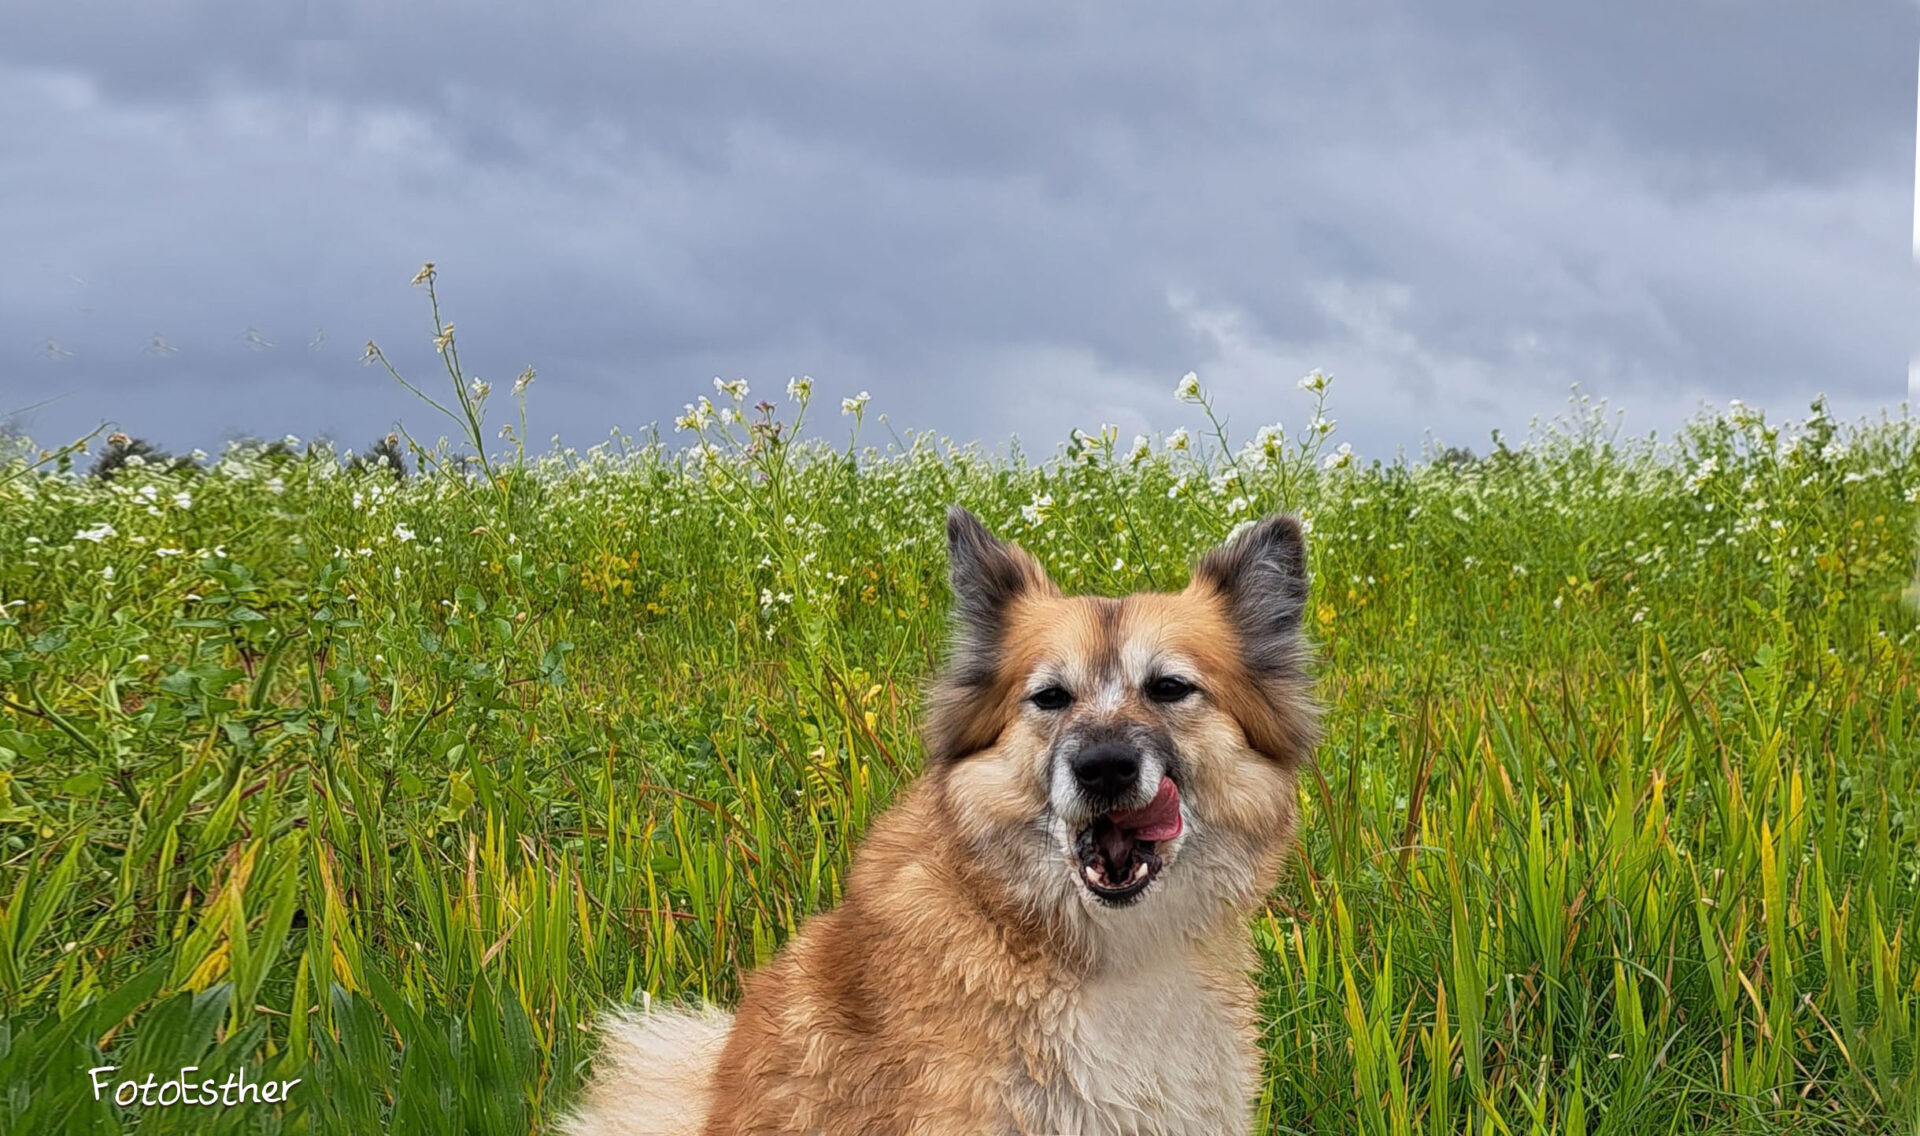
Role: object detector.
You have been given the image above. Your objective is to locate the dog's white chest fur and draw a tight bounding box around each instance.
[1020,954,1255,1136]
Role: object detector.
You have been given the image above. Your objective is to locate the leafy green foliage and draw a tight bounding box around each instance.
[1,288,1917,1133]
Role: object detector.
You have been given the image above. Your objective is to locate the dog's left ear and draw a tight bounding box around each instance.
[1190,515,1310,675]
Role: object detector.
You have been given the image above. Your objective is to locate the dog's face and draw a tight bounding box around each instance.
[926,508,1320,933]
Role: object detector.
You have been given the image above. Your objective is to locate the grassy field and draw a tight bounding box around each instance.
[4,282,1920,1133]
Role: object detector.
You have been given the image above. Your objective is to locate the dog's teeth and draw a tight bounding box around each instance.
[1130,861,1149,882]
[1084,865,1103,886]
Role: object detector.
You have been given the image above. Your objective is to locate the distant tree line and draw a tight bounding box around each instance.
[79,431,411,481]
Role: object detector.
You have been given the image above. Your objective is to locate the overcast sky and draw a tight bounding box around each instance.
[2,2,1916,462]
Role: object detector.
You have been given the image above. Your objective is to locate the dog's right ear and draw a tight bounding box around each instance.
[928,508,1057,763]
[945,506,1056,641]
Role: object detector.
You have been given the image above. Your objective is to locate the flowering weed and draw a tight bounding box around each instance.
[0,297,1917,1131]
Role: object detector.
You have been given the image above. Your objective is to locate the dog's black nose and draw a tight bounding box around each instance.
[1071,743,1141,802]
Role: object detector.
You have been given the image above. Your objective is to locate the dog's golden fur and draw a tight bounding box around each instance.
[564,509,1319,1135]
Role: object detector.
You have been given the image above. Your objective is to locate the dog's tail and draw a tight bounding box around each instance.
[559,1003,733,1136]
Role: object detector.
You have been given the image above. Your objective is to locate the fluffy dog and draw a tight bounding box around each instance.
[565,507,1320,1135]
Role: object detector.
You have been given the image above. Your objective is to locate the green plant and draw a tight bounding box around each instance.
[0,275,1915,1132]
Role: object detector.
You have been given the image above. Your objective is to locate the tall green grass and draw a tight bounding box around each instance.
[2,272,1918,1132]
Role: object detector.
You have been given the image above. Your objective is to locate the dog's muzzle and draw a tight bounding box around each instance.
[1063,743,1184,905]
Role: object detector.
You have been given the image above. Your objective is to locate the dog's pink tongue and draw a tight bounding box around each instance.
[1111,776,1182,842]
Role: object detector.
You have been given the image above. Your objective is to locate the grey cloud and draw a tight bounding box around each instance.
[0,1,1913,463]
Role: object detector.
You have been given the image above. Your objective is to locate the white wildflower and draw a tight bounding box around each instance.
[1323,442,1353,471]
[1297,369,1331,393]
[1175,372,1202,403]
[1021,493,1055,526]
[787,376,813,401]
[75,522,116,543]
[393,523,416,543]
[676,397,717,433]
[1165,427,1190,453]
[715,377,750,401]
[841,391,871,416]
[1127,435,1152,465]
[1686,455,1719,490]
[172,491,192,510]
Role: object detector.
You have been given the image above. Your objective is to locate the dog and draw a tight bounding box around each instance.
[564,507,1320,1135]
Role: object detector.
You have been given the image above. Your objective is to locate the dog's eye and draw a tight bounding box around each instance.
[1145,676,1196,703]
[1029,686,1074,711]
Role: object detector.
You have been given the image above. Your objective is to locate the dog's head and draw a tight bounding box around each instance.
[924,507,1320,938]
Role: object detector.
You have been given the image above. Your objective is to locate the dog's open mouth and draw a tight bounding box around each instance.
[1073,776,1183,905]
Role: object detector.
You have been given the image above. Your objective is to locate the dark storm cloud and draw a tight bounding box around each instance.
[1393,3,1916,186]
[1,1,1914,462]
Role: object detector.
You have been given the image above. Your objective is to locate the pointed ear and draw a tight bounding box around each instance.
[1190,515,1310,676]
[945,506,1056,642]
[926,507,1057,764]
